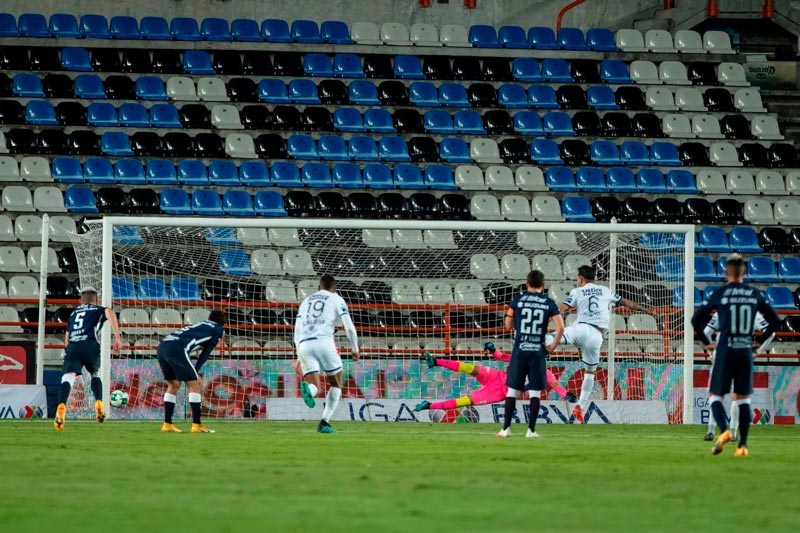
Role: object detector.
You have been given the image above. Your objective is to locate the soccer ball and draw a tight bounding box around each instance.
[110,389,129,408]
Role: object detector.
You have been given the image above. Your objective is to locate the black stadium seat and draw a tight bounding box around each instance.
[51,308,73,333]
[408,136,439,162]
[557,85,586,109]
[592,196,622,222]
[38,129,68,155]
[243,51,273,75]
[378,192,407,218]
[303,107,332,131]
[129,188,160,214]
[483,109,513,135]
[193,133,224,158]
[46,277,76,298]
[212,50,243,75]
[573,111,602,136]
[378,81,408,106]
[393,108,423,133]
[484,282,516,305]
[719,114,752,139]
[653,198,684,223]
[439,193,470,220]
[738,142,769,167]
[467,83,498,107]
[0,73,11,96]
[570,59,600,83]
[758,227,789,253]
[713,199,744,225]
[316,192,347,217]
[363,54,392,78]
[285,190,316,217]
[632,113,663,137]
[163,132,193,157]
[679,142,710,166]
[703,88,734,112]
[241,105,272,130]
[615,86,646,110]
[255,134,287,159]
[29,47,61,71]
[409,193,439,219]
[203,279,233,301]
[499,138,530,163]
[616,283,644,303]
[43,73,74,98]
[318,79,348,105]
[121,49,152,73]
[602,112,633,137]
[688,62,718,86]
[57,247,78,273]
[560,139,591,166]
[0,100,24,124]
[5,128,36,154]
[423,56,452,80]
[105,75,136,100]
[683,198,713,224]
[151,49,182,74]
[788,228,800,253]
[180,104,211,128]
[92,49,121,72]
[131,131,163,156]
[347,192,378,218]
[228,78,259,102]
[273,52,303,76]
[453,57,481,81]
[622,197,654,223]
[56,101,87,126]
[272,105,302,131]
[0,47,29,70]
[769,143,798,167]
[69,130,101,155]
[642,284,672,307]
[96,187,130,213]
[482,57,511,81]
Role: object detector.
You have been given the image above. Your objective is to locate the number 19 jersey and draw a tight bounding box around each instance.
[294,290,350,344]
[563,283,621,330]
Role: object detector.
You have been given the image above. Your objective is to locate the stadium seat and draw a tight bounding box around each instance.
[74,74,106,99]
[541,58,572,82]
[545,167,576,192]
[394,55,424,79]
[221,190,255,216]
[99,132,132,156]
[218,250,252,276]
[562,196,595,222]
[645,29,676,53]
[697,226,731,253]
[483,166,514,191]
[630,60,660,84]
[746,256,779,282]
[304,53,332,77]
[778,258,800,282]
[527,26,557,49]
[25,100,58,126]
[197,77,229,102]
[751,116,783,141]
[378,136,411,162]
[775,199,800,225]
[346,135,379,162]
[140,16,171,39]
[260,19,291,42]
[49,14,80,38]
[708,141,741,167]
[672,29,703,53]
[0,13,17,37]
[64,186,98,213]
[227,18,260,41]
[616,28,646,52]
[469,24,499,48]
[292,19,322,43]
[717,62,748,87]
[620,141,650,165]
[558,27,586,50]
[637,169,667,193]
[659,61,690,85]
[13,73,45,98]
[19,157,50,183]
[410,82,440,107]
[704,30,734,54]
[83,157,115,184]
[320,20,352,44]
[331,163,362,188]
[496,25,526,49]
[18,13,49,37]
[86,103,117,127]
[146,104,178,128]
[607,168,637,192]
[316,135,347,161]
[590,140,621,166]
[764,287,795,310]
[471,194,502,221]
[422,110,453,134]
[351,21,381,44]
[183,50,214,74]
[527,85,558,109]
[585,85,617,110]
[254,191,287,217]
[651,142,682,166]
[756,171,787,195]
[381,22,410,45]
[169,17,200,40]
[440,24,470,47]
[598,60,631,84]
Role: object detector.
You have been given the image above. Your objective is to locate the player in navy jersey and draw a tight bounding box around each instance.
[55,286,123,432]
[157,310,226,433]
[496,270,564,438]
[692,254,780,456]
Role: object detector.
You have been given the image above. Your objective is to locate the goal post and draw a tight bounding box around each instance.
[55,216,696,424]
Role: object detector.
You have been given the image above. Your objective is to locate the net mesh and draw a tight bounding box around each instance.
[66,221,688,423]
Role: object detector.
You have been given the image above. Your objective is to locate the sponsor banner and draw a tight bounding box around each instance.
[744,61,798,90]
[0,341,35,385]
[0,385,47,419]
[692,369,774,425]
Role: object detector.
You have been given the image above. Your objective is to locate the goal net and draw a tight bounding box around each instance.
[60,218,695,424]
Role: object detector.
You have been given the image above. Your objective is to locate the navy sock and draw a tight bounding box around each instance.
[90,377,103,402]
[58,382,72,405]
[711,400,729,432]
[164,402,176,424]
[738,403,751,448]
[190,402,201,424]
[502,397,516,430]
[529,398,541,432]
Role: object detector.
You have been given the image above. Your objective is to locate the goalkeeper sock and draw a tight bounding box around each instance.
[436,359,475,375]
[579,373,595,411]
[90,377,103,402]
[321,387,341,423]
[546,370,568,399]
[737,399,751,448]
[710,395,728,432]
[58,374,75,405]
[730,400,740,434]
[429,396,471,410]
[189,392,202,424]
[164,393,177,424]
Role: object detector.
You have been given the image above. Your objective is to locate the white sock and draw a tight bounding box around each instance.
[307,383,318,397]
[730,400,739,433]
[164,393,177,404]
[321,387,341,422]
[579,374,595,410]
[707,399,716,433]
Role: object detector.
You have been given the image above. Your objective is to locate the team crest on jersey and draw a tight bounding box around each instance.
[721,297,729,305]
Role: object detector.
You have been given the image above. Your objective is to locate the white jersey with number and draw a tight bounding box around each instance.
[563,283,621,330]
[294,290,350,344]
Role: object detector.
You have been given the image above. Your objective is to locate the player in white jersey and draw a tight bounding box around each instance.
[702,310,774,442]
[556,265,657,423]
[294,274,359,434]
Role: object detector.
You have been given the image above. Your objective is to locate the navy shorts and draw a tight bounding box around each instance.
[505,348,547,392]
[710,347,753,396]
[62,342,101,375]
[157,342,199,382]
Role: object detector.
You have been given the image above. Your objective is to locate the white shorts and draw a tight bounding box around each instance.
[297,338,342,376]
[563,323,604,370]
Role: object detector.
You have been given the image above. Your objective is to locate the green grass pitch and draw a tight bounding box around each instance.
[0,421,797,533]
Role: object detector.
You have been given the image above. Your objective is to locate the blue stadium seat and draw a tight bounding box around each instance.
[748,256,779,282]
[511,58,542,82]
[531,139,563,165]
[288,79,320,104]
[201,18,231,41]
[171,278,202,300]
[439,83,470,107]
[183,50,214,74]
[703,285,721,302]
[600,60,632,84]
[231,18,262,42]
[637,169,667,193]
[61,47,92,71]
[469,25,500,48]
[139,278,168,300]
[591,140,621,166]
[288,134,319,160]
[586,85,619,109]
[697,227,731,252]
[332,163,363,188]
[135,76,168,100]
[74,74,106,99]
[394,55,425,79]
[499,26,528,48]
[83,158,115,184]
[348,136,380,161]
[562,196,595,222]
[115,159,147,185]
[52,158,83,183]
[19,13,49,37]
[765,287,796,309]
[498,84,529,108]
[292,19,322,43]
[109,16,139,39]
[100,132,132,156]
[159,189,191,215]
[239,161,271,186]
[208,160,240,185]
[65,186,98,213]
[205,228,239,247]
[656,255,684,281]
[149,104,181,128]
[115,226,146,245]
[694,257,719,281]
[140,17,171,40]
[49,14,80,38]
[302,163,333,187]
[146,160,177,185]
[223,190,255,216]
[192,189,224,216]
[261,19,292,42]
[318,135,349,161]
[333,108,365,132]
[333,53,364,77]
[112,278,136,299]
[254,191,288,217]
[542,58,573,82]
[513,111,543,136]
[363,164,394,189]
[171,17,201,40]
[87,103,118,127]
[546,167,578,191]
[455,110,486,134]
[177,160,209,185]
[715,257,742,281]
[440,138,472,163]
[528,85,558,109]
[79,14,110,39]
[778,257,800,282]
[728,226,762,253]
[672,286,702,308]
[650,142,682,166]
[558,27,586,50]
[258,79,290,103]
[587,28,617,51]
[349,80,380,105]
[543,112,575,136]
[620,141,650,165]
[379,136,411,162]
[0,13,18,37]
[13,73,45,98]
[270,162,303,187]
[410,82,440,107]
[425,165,457,190]
[606,167,637,192]
[321,20,352,44]
[576,168,607,192]
[394,164,424,189]
[219,250,252,275]
[25,100,58,125]
[424,110,455,134]
[667,169,699,194]
[364,109,395,132]
[528,26,557,49]
[304,53,333,77]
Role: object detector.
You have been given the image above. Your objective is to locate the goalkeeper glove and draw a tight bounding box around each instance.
[482,341,496,354]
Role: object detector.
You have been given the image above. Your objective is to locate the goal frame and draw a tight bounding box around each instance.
[53,217,696,423]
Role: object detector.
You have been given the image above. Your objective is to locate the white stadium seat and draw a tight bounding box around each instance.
[500,254,530,279]
[774,199,800,225]
[659,61,690,85]
[224,133,256,158]
[470,194,502,221]
[48,216,77,242]
[359,339,390,357]
[531,196,564,222]
[484,166,516,190]
[0,132,7,154]
[0,215,13,241]
[547,282,575,304]
[268,228,301,247]
[515,166,547,191]
[295,279,319,301]
[423,339,445,352]
[393,229,425,249]
[42,336,64,364]
[645,29,675,53]
[152,308,183,330]
[184,308,210,324]
[8,275,38,299]
[517,231,548,251]
[423,229,456,249]
[33,186,66,212]
[133,337,158,357]
[743,199,776,225]
[717,62,748,87]
[0,156,19,181]
[250,249,283,275]
[788,172,800,195]
[500,195,533,221]
[410,23,440,46]
[675,87,707,111]
[282,250,315,276]
[646,87,677,111]
[734,88,766,112]
[440,24,470,47]
[562,254,592,277]
[630,60,660,84]
[14,215,43,241]
[27,246,59,273]
[229,340,262,357]
[692,114,724,139]
[726,170,756,194]
[422,282,453,304]
[662,113,693,138]
[750,116,782,140]
[236,228,269,246]
[166,76,198,101]
[196,77,229,101]
[616,29,646,52]
[627,314,660,340]
[391,339,420,351]
[470,253,501,279]
[363,228,393,248]
[470,138,502,163]
[531,254,564,280]
[696,170,729,194]
[20,157,52,182]
[674,30,705,53]
[211,105,243,129]
[454,281,485,304]
[704,30,734,54]
[351,22,381,45]
[119,308,152,335]
[264,280,297,302]
[756,171,787,195]
[0,307,22,332]
[454,165,484,190]
[2,186,34,212]
[391,281,422,304]
[381,22,410,45]
[709,142,742,167]
[547,231,581,251]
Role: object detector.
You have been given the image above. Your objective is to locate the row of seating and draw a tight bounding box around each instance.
[690,255,800,283]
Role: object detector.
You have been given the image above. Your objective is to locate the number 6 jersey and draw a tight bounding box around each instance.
[563,283,621,331]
